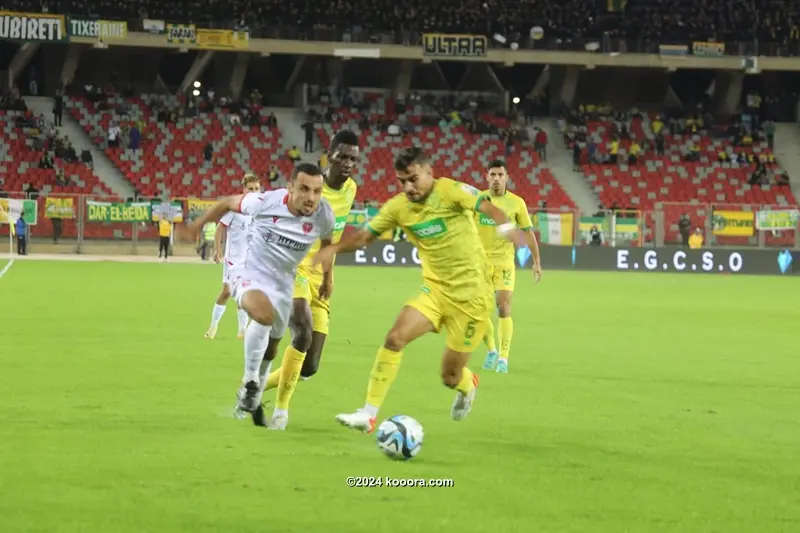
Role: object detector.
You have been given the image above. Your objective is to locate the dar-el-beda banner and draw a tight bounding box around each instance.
[0,11,67,42]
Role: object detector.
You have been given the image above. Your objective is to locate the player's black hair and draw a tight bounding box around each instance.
[329,130,360,153]
[394,146,431,171]
[487,159,507,171]
[291,162,323,180]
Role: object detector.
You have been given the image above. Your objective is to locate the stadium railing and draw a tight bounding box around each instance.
[1,192,797,253]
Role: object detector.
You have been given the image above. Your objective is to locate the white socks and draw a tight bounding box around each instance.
[237,309,249,332]
[210,304,226,328]
[243,321,271,383]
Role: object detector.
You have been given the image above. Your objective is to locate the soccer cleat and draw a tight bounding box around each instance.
[267,413,288,431]
[496,359,509,374]
[204,326,217,339]
[236,380,260,412]
[251,404,267,427]
[482,350,499,370]
[451,375,479,421]
[335,409,376,433]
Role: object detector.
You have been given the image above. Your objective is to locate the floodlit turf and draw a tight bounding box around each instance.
[2,260,799,532]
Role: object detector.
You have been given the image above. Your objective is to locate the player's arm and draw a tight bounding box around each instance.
[213,221,227,263]
[190,196,243,231]
[312,200,397,267]
[516,205,542,275]
[476,199,527,248]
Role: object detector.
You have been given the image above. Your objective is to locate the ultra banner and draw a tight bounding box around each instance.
[196,29,249,50]
[334,242,797,276]
[0,11,67,42]
[69,19,128,40]
[86,201,151,222]
[44,197,75,219]
[422,33,487,57]
[712,210,754,236]
[756,209,799,231]
[0,198,38,225]
[166,23,196,45]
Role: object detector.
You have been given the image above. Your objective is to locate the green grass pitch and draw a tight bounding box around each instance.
[2,260,799,532]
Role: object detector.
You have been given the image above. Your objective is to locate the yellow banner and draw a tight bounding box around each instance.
[44,197,75,219]
[196,29,249,50]
[712,210,754,236]
[186,199,217,220]
[693,41,725,57]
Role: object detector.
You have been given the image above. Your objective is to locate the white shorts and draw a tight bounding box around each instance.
[229,268,292,339]
[222,261,233,285]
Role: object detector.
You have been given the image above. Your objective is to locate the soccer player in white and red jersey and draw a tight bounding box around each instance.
[204,173,262,340]
[180,163,335,429]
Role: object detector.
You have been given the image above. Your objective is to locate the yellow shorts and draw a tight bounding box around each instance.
[485,261,515,292]
[405,284,493,353]
[293,267,331,335]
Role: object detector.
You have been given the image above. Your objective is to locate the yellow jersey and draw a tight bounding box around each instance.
[158,219,171,237]
[476,190,532,264]
[299,176,358,272]
[368,178,489,302]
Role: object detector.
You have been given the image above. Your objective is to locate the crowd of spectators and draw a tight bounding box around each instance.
[6,0,800,47]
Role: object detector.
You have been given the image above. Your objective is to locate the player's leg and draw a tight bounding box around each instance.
[266,297,314,430]
[236,286,277,412]
[205,282,230,339]
[336,300,438,433]
[234,335,281,425]
[495,268,514,373]
[264,275,313,391]
[443,301,490,420]
[299,298,331,379]
[482,264,499,369]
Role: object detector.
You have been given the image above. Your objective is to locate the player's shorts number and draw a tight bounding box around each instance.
[464,319,477,340]
[502,269,512,283]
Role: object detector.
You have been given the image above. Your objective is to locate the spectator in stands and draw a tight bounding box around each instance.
[534,128,547,162]
[302,119,315,152]
[776,171,790,186]
[107,121,121,148]
[15,213,27,255]
[764,120,776,150]
[267,166,280,184]
[288,146,301,162]
[608,137,619,164]
[56,167,68,186]
[589,225,603,246]
[688,228,704,250]
[685,144,700,162]
[203,142,213,164]
[572,142,582,171]
[654,130,665,155]
[679,214,691,247]
[130,123,140,151]
[267,113,277,128]
[53,89,63,127]
[24,184,38,199]
[628,140,641,164]
[38,151,54,169]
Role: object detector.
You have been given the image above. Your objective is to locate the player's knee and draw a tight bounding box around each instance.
[249,305,274,326]
[440,368,461,388]
[291,324,313,352]
[384,328,409,352]
[497,302,512,317]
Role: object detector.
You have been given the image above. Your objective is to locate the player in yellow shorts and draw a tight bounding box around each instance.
[312,147,531,433]
[477,159,542,374]
[248,130,360,430]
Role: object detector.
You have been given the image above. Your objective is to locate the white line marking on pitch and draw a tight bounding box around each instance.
[0,260,14,280]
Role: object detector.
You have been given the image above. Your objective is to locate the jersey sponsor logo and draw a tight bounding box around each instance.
[263,230,309,251]
[461,184,479,196]
[408,218,447,239]
[478,214,496,226]
[333,215,348,232]
[302,222,313,234]
[272,216,279,223]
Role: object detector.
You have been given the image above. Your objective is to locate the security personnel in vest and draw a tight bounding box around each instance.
[158,217,172,260]
[199,221,216,260]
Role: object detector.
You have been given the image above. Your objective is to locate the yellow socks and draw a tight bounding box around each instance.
[498,316,513,361]
[365,347,403,412]
[483,319,497,352]
[265,368,280,391]
[455,367,478,395]
[275,346,307,410]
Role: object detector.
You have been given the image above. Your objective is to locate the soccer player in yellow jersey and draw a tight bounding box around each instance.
[252,130,360,430]
[312,147,532,433]
[478,159,542,373]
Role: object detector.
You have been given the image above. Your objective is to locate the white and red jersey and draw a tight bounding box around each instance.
[219,210,251,267]
[236,189,335,287]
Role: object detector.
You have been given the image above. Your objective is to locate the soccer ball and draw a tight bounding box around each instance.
[375,415,424,460]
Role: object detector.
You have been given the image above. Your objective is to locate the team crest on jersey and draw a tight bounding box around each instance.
[302,222,313,234]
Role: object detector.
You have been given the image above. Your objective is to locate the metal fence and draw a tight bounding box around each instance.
[1,193,797,252]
